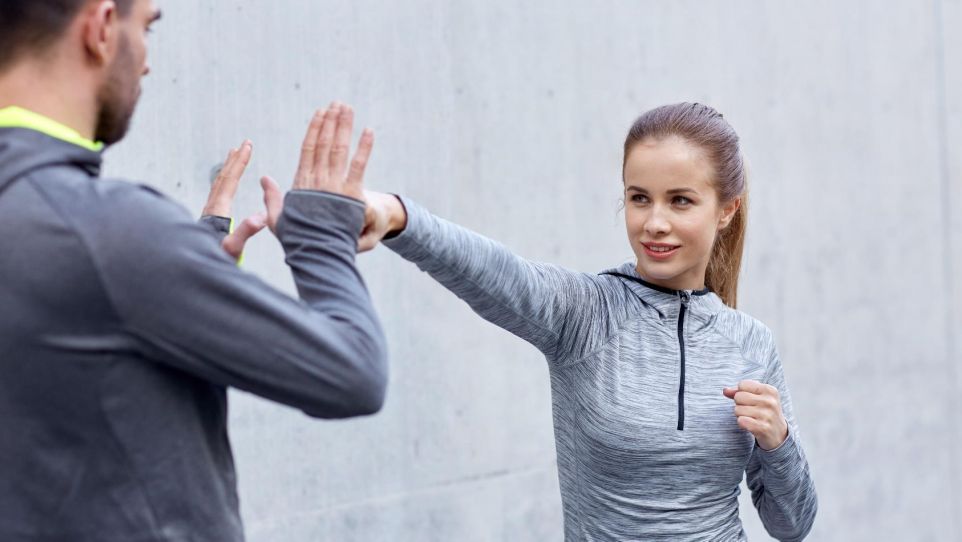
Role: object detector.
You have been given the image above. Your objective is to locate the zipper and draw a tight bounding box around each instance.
[676,291,691,431]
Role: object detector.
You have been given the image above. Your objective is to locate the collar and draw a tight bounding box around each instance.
[0,106,103,152]
[601,262,727,319]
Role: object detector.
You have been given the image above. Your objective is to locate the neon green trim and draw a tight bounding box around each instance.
[0,106,103,152]
[229,217,245,267]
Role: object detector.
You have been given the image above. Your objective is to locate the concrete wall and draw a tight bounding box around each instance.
[104,1,961,539]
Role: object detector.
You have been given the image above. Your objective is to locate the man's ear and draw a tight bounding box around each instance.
[81,1,119,65]
[718,197,742,230]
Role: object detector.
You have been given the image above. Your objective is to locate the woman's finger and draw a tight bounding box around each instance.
[732,391,767,406]
[737,416,763,434]
[733,405,767,420]
[737,380,773,396]
[357,231,379,253]
[356,202,383,252]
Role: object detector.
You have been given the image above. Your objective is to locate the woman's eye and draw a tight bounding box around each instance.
[630,194,648,203]
[673,196,692,206]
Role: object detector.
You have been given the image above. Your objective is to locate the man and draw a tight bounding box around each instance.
[0,1,388,540]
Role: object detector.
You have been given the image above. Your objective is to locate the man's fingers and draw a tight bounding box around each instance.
[220,140,252,192]
[221,213,267,261]
[296,110,325,183]
[312,103,340,184]
[329,104,353,180]
[206,147,235,200]
[216,147,236,186]
[261,176,284,232]
[226,140,252,180]
[205,141,253,217]
[346,128,374,193]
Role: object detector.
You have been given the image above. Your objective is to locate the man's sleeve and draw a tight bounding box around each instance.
[198,214,232,242]
[84,185,388,419]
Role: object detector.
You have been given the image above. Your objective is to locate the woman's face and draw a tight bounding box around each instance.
[623,136,740,292]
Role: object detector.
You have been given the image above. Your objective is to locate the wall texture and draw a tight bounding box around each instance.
[104,1,961,540]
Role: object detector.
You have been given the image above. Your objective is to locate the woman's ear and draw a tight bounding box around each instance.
[718,197,741,230]
[82,1,119,66]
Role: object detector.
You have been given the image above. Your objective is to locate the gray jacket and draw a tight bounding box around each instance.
[384,197,817,541]
[0,127,388,541]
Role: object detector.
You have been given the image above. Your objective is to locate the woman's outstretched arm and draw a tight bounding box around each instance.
[361,191,614,360]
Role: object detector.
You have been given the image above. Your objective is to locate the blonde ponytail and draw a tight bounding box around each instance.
[705,194,747,308]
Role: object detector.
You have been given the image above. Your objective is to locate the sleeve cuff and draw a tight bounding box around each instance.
[381,194,408,241]
[381,195,427,253]
[199,214,232,237]
[289,189,366,209]
[756,425,802,473]
[276,190,366,248]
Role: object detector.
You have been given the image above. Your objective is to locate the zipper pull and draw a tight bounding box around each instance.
[678,291,691,307]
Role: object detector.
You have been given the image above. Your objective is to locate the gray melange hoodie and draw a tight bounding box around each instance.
[384,197,817,541]
[0,126,388,541]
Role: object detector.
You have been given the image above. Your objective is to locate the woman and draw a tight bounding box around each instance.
[361,103,817,541]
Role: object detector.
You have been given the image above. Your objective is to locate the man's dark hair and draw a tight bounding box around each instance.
[0,0,133,72]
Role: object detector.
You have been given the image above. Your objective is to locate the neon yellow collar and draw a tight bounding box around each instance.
[0,106,103,152]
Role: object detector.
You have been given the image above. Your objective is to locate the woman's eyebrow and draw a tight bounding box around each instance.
[626,186,699,195]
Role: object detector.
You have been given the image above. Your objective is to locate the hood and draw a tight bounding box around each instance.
[600,261,727,320]
[0,127,101,194]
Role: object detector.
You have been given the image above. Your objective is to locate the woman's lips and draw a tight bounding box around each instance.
[642,242,680,260]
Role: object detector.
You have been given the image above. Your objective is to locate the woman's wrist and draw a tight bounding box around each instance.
[758,420,789,451]
[387,194,408,235]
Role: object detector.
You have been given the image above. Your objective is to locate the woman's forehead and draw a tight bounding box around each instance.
[624,137,715,192]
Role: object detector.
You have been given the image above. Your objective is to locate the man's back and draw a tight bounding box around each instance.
[0,123,386,541]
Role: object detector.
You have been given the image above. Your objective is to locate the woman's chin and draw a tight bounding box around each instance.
[636,261,680,279]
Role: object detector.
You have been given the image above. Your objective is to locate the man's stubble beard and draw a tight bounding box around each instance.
[94,33,141,146]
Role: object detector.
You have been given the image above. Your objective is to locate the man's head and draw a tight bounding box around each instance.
[0,0,161,144]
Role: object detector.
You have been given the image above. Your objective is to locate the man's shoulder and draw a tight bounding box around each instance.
[19,169,207,270]
[95,177,189,218]
[22,168,192,227]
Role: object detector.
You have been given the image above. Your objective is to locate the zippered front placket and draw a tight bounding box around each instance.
[676,291,691,431]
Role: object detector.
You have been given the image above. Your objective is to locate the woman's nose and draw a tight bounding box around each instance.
[644,207,671,236]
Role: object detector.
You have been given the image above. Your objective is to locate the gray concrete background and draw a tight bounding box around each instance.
[103,1,961,540]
